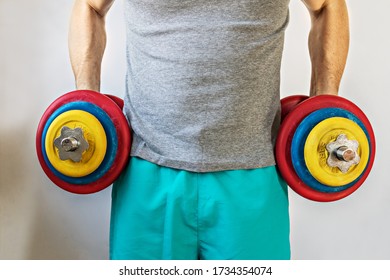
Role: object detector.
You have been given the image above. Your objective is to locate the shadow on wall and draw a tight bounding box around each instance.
[26,187,111,260]
[0,125,35,259]
[25,174,112,259]
[0,124,111,260]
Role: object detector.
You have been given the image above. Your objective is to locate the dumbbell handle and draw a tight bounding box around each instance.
[61,137,80,152]
[336,146,356,162]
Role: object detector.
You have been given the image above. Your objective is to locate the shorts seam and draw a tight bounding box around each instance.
[195,172,200,259]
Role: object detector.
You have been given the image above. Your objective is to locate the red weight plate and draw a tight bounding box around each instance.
[275,94,376,202]
[105,94,124,110]
[280,95,309,122]
[36,90,131,194]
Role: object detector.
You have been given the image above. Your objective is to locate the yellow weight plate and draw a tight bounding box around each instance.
[45,110,107,177]
[304,117,370,187]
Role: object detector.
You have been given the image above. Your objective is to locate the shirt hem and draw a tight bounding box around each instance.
[130,150,276,173]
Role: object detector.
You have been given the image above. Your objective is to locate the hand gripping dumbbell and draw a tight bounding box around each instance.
[36,90,131,194]
[275,95,376,202]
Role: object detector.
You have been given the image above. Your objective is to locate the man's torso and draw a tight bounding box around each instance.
[123,0,290,172]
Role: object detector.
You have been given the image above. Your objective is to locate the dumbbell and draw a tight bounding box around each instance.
[275,94,376,202]
[37,91,375,200]
[36,90,131,194]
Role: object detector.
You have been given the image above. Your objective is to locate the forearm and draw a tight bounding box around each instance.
[68,0,110,91]
[305,0,349,96]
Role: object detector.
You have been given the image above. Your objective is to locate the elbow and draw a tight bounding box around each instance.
[85,0,113,18]
[304,0,343,19]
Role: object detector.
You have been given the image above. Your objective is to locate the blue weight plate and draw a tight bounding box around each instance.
[41,101,118,184]
[291,107,371,193]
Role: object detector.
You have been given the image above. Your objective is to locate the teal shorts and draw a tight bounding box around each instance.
[110,157,290,260]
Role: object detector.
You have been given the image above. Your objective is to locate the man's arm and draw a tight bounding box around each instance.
[69,0,115,92]
[302,0,349,96]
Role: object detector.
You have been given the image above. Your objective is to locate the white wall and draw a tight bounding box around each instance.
[0,0,389,259]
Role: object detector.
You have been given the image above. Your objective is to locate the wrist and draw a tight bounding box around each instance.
[310,74,339,96]
[75,76,100,92]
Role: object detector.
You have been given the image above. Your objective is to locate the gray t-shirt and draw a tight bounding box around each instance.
[123,0,290,172]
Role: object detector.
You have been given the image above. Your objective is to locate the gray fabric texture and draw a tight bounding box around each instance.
[123,0,290,172]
